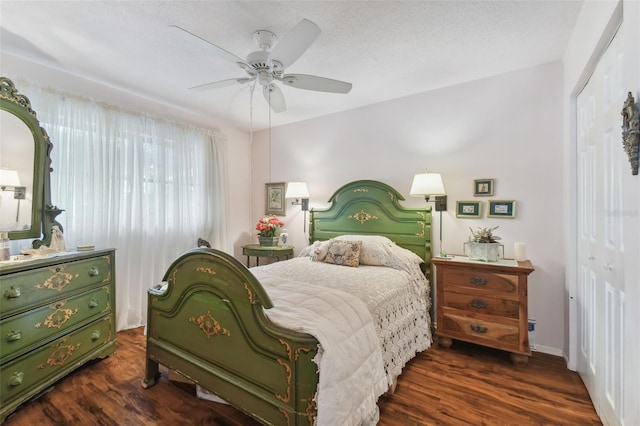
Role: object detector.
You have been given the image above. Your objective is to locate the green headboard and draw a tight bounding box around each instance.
[309,180,432,274]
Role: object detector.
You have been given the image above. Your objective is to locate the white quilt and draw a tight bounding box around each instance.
[252,255,432,387]
[257,274,388,426]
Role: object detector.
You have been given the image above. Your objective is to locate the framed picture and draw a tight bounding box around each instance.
[488,200,516,218]
[473,179,494,197]
[265,182,286,216]
[456,201,482,218]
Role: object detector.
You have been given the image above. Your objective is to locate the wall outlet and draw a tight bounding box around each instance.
[528,318,536,351]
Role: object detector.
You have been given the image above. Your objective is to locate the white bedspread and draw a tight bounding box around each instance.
[252,255,432,387]
[258,275,388,426]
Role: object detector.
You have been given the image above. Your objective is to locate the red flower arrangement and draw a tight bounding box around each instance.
[256,216,285,237]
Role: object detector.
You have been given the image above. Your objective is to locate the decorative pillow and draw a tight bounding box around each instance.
[298,240,322,257]
[334,235,394,266]
[311,240,332,262]
[323,240,362,267]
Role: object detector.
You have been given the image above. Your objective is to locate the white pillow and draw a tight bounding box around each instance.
[298,240,322,257]
[334,235,394,266]
[311,240,332,261]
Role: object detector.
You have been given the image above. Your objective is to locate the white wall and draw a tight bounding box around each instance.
[252,62,566,354]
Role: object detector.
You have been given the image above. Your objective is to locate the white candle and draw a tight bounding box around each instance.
[514,242,526,261]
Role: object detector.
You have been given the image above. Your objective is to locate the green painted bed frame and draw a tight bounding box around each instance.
[309,180,433,280]
[142,180,431,425]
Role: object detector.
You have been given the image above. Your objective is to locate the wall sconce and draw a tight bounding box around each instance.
[285,182,309,211]
[285,181,310,235]
[410,171,449,257]
[0,169,26,223]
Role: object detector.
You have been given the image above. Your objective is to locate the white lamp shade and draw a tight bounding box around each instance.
[0,169,21,187]
[285,182,309,198]
[410,172,445,196]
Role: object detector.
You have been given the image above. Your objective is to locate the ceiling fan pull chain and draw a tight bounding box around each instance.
[249,80,257,146]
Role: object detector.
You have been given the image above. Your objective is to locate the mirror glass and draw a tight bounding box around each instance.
[0,109,35,232]
[1,77,57,248]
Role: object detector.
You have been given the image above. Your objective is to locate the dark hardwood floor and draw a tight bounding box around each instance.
[4,327,601,425]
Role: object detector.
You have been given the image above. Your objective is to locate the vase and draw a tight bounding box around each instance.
[258,236,279,246]
[464,241,503,262]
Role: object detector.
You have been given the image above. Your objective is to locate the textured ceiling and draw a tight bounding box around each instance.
[0,1,583,132]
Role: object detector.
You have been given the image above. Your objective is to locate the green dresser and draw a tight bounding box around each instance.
[0,249,116,422]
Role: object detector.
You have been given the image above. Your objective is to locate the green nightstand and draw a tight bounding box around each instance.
[242,244,294,267]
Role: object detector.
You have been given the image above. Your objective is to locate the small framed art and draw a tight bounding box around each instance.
[488,200,516,218]
[456,201,482,218]
[265,182,286,216]
[473,179,494,196]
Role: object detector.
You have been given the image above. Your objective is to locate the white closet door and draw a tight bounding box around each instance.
[576,25,626,426]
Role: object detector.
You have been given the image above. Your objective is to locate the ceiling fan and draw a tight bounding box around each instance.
[170,19,352,113]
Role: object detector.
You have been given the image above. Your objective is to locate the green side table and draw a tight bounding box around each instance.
[242,244,294,267]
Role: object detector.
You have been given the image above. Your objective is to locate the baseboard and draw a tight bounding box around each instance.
[531,344,563,357]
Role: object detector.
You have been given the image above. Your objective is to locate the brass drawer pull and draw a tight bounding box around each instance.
[6,330,22,342]
[8,371,24,387]
[88,298,99,308]
[470,277,487,286]
[470,324,488,334]
[3,286,22,299]
[470,299,488,309]
[89,267,100,277]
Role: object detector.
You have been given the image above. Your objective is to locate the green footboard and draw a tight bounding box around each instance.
[142,248,319,426]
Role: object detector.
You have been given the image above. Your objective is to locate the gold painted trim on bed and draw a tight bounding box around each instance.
[305,399,317,424]
[280,339,293,360]
[243,282,256,303]
[275,358,292,403]
[348,209,379,224]
[196,266,217,275]
[188,310,231,338]
[278,408,291,426]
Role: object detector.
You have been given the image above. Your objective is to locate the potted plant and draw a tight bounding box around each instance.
[464,226,504,262]
[256,216,285,246]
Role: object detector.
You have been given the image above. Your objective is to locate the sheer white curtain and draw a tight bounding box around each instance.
[20,81,229,330]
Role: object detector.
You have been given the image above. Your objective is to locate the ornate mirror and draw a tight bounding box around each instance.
[0,77,61,248]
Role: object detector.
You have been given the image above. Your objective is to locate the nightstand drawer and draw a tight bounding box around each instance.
[441,312,520,350]
[0,314,115,407]
[442,269,518,295]
[442,292,519,319]
[1,255,112,317]
[0,285,112,360]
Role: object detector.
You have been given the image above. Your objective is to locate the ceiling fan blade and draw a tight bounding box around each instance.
[279,74,352,94]
[189,77,255,91]
[169,25,250,68]
[268,19,320,69]
[263,84,286,113]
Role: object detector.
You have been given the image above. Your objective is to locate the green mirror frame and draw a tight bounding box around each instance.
[0,77,62,248]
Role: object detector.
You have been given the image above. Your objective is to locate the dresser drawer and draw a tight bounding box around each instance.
[0,255,112,317]
[0,315,115,407]
[441,312,520,352]
[442,268,519,295]
[443,291,519,319]
[0,285,112,361]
